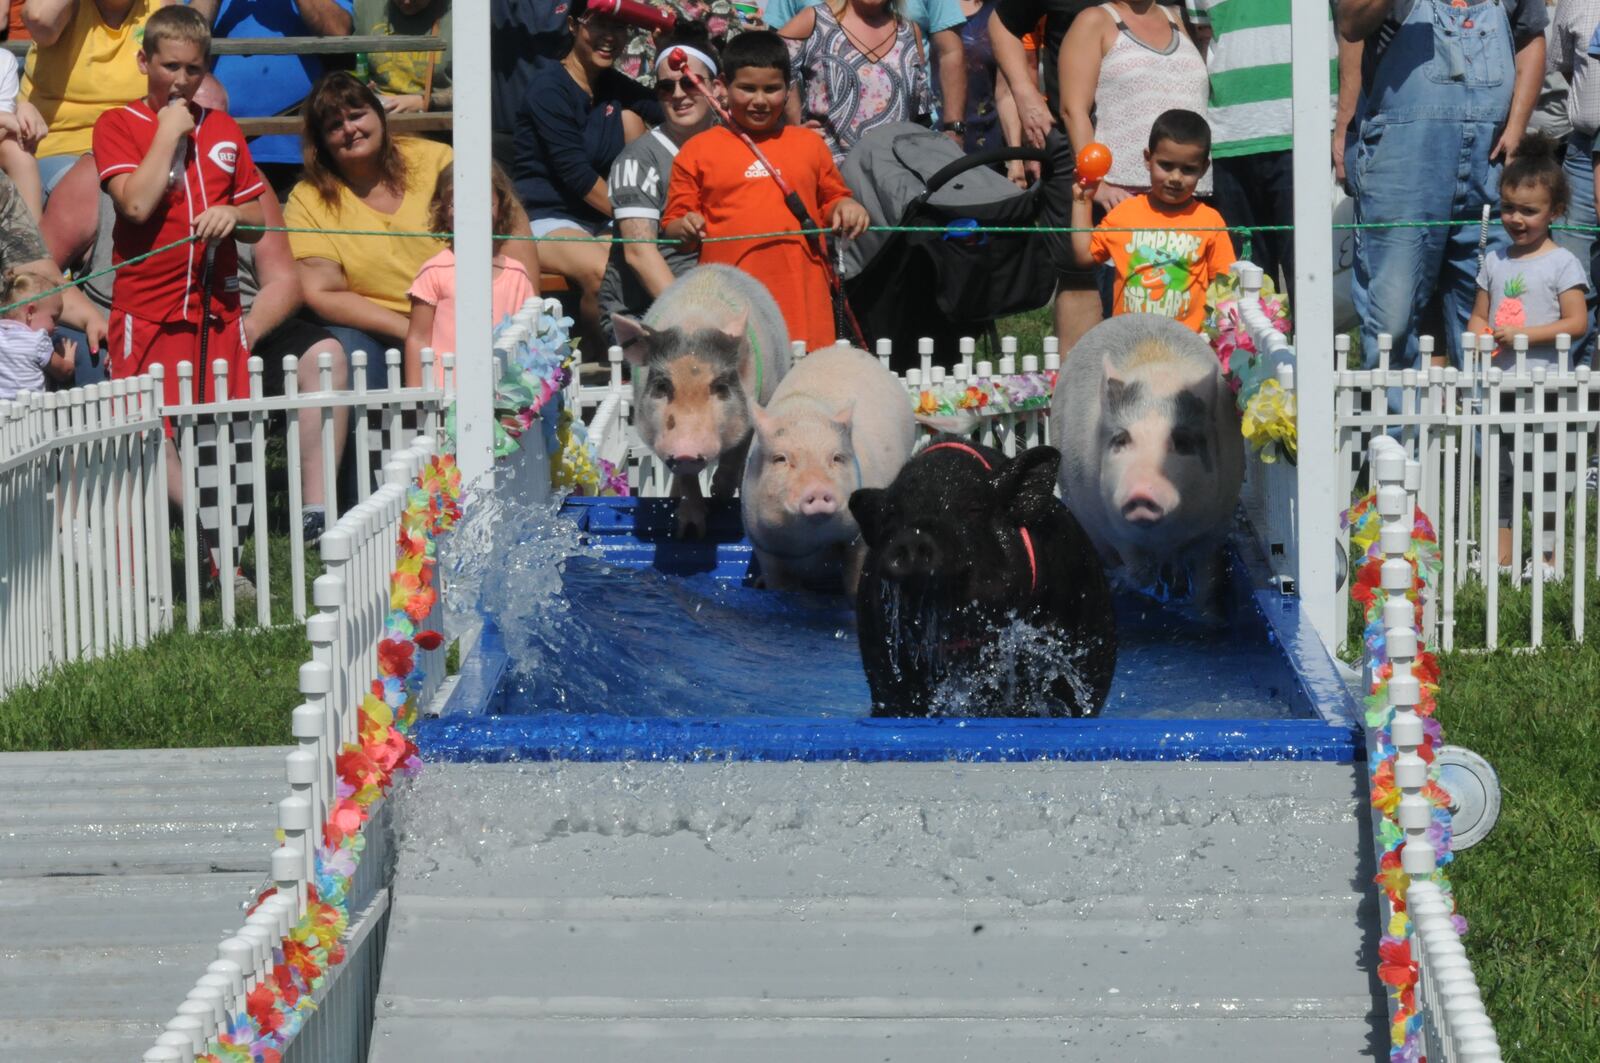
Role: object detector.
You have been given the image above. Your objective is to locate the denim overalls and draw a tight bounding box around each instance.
[1349,0,1516,372]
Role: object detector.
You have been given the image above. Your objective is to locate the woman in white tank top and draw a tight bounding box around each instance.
[1059,1,1210,207]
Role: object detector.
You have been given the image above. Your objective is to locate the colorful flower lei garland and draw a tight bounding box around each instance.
[911,370,1058,420]
[1344,493,1464,1063]
[200,455,464,1062]
[447,306,628,497]
[1205,272,1297,465]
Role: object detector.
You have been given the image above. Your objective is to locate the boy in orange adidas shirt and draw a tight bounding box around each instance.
[1070,108,1235,333]
[94,4,265,413]
[662,30,869,352]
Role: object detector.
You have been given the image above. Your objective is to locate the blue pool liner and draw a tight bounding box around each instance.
[416,498,1363,764]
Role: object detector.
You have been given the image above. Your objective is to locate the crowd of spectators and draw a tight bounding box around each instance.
[8,0,1600,541]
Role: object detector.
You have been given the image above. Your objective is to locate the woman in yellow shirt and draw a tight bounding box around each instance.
[22,0,156,199]
[286,73,539,387]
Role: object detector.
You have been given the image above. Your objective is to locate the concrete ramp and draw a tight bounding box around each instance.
[0,748,285,1063]
[372,760,1385,1062]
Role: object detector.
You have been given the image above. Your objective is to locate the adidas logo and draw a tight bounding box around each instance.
[744,160,771,179]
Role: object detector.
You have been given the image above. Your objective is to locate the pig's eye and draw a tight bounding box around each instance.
[1172,431,1201,456]
[831,453,846,465]
[771,453,788,466]
[711,380,734,400]
[1109,430,1132,451]
[649,376,673,399]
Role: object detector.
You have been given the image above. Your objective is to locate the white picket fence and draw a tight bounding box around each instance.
[573,335,1065,497]
[1366,439,1501,1062]
[141,436,439,1063]
[1333,331,1600,652]
[0,376,169,696]
[0,349,452,699]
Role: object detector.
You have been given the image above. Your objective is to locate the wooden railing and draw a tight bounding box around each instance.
[3,33,444,58]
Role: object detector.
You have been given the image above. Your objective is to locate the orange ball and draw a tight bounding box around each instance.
[1077,142,1113,185]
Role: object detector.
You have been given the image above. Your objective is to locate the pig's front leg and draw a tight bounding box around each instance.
[841,540,868,600]
[673,473,709,539]
[709,437,751,499]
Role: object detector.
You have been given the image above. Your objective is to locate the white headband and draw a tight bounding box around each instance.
[657,45,719,79]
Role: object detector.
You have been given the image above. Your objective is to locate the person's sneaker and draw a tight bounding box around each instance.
[233,570,258,602]
[302,509,327,547]
[1587,462,1598,492]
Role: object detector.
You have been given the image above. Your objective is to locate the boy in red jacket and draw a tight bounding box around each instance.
[662,31,868,352]
[94,4,266,417]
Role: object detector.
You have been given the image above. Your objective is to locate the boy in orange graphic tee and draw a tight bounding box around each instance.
[662,31,869,352]
[1070,109,1235,333]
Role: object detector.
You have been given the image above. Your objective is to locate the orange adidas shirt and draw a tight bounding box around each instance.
[1090,194,1236,332]
[664,124,853,351]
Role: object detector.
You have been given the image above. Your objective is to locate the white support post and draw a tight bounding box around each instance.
[1291,0,1337,648]
[453,0,495,489]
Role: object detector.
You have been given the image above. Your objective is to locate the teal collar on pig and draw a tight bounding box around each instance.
[920,441,1039,595]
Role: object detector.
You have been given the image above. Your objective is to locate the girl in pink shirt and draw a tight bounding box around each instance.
[404,163,537,387]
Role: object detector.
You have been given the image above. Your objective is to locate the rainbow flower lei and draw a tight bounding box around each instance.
[1343,493,1463,1063]
[200,455,464,1062]
[911,370,1058,420]
[1205,273,1297,464]
[446,307,627,496]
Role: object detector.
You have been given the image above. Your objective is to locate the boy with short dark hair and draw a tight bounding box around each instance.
[92,4,266,409]
[1070,108,1235,333]
[661,30,869,351]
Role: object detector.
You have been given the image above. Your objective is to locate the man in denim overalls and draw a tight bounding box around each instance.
[1339,0,1548,374]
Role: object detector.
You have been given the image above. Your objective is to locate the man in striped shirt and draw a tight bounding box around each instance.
[1185,0,1338,297]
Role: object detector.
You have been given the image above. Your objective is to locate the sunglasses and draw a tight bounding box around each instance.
[654,76,698,96]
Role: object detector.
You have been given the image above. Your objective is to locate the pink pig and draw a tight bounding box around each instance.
[741,345,916,595]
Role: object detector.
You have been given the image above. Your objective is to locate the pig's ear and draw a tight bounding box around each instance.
[831,400,855,428]
[720,308,749,341]
[612,315,654,366]
[750,403,777,440]
[1102,356,1130,409]
[993,446,1062,527]
[914,411,979,435]
[849,488,888,548]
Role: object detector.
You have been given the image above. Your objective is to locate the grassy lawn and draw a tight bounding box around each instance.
[1440,647,1600,1060]
[0,530,315,751]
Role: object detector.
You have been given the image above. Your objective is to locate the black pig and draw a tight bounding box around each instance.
[849,438,1117,717]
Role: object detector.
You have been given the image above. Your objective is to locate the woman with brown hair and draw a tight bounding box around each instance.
[285,71,537,385]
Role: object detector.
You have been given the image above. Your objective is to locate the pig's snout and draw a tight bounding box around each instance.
[883,529,940,582]
[1120,490,1167,525]
[798,486,839,516]
[667,453,709,475]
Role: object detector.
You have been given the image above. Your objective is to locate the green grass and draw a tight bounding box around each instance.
[0,529,317,751]
[1434,647,1600,1060]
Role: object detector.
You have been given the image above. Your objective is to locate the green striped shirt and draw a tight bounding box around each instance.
[1184,0,1338,158]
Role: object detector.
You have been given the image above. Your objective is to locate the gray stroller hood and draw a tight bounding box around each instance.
[839,123,1037,281]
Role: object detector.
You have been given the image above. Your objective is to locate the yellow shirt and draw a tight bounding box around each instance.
[284,137,453,315]
[23,0,156,159]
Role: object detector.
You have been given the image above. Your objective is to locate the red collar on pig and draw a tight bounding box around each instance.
[920,441,1039,594]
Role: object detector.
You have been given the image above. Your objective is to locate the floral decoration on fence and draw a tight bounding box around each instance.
[1345,494,1461,1063]
[447,305,628,497]
[1205,271,1296,464]
[202,455,464,1062]
[911,371,1057,420]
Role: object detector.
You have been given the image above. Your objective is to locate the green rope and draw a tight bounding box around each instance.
[19,214,1600,318]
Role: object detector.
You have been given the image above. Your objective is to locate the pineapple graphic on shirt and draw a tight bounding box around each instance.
[1495,275,1527,329]
[1490,274,1527,357]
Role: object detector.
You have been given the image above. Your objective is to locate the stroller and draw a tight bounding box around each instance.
[840,123,1077,369]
